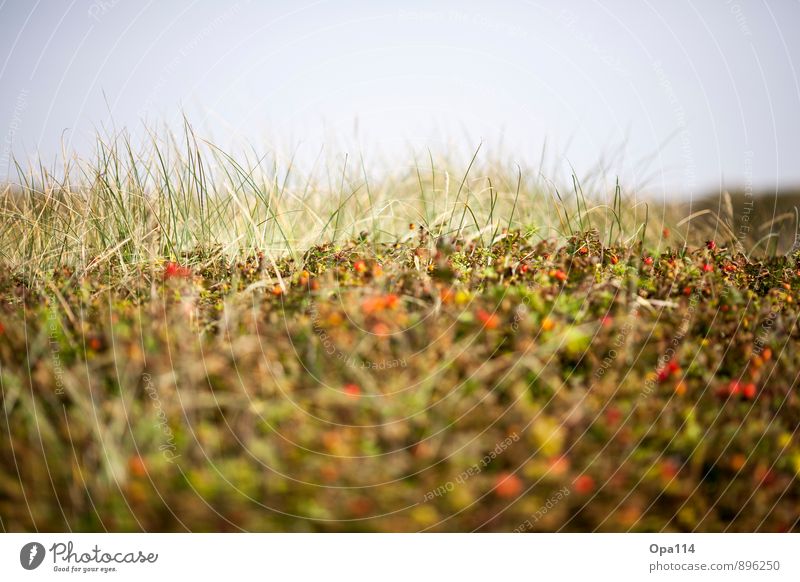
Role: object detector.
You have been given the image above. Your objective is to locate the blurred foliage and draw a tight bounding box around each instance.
[1,227,799,532]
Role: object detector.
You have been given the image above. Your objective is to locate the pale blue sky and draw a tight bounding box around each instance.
[1,0,798,198]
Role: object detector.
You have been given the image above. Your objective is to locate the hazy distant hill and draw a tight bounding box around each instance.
[680,188,800,254]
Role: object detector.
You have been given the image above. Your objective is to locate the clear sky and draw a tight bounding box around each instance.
[1,0,798,199]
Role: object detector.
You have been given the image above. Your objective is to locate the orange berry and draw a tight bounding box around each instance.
[548,455,570,476]
[494,472,523,498]
[476,308,500,330]
[353,260,368,274]
[128,455,147,478]
[440,288,454,304]
[321,431,343,452]
[348,496,373,516]
[320,464,339,483]
[372,322,390,336]
[413,442,434,459]
[361,296,383,315]
[384,294,399,309]
[730,453,746,471]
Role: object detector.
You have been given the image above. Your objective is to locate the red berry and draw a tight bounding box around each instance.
[742,383,757,399]
[702,263,713,272]
[605,406,622,425]
[730,380,742,395]
[643,256,654,266]
[755,465,776,486]
[343,383,361,399]
[574,474,595,494]
[706,240,717,251]
[348,497,373,516]
[164,261,191,279]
